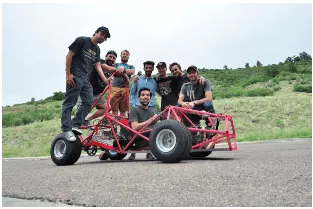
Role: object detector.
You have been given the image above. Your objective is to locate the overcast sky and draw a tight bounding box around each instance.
[2,2,312,106]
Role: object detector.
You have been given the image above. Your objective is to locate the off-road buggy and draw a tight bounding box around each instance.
[50,74,237,165]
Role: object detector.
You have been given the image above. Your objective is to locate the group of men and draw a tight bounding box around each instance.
[61,26,215,160]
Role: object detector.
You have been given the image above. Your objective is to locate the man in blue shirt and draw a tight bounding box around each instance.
[130,61,157,112]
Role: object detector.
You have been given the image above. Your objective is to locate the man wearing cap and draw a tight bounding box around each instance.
[155,62,180,111]
[177,65,215,113]
[61,26,111,142]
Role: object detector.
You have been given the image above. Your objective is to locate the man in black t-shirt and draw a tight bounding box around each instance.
[154,62,180,111]
[61,26,111,141]
[128,87,158,160]
[77,50,118,123]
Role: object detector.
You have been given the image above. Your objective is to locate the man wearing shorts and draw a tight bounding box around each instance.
[110,50,135,117]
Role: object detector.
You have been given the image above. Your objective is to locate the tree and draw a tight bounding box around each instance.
[31,97,36,102]
[288,62,297,73]
[52,91,65,101]
[256,60,262,67]
[299,51,312,60]
[245,63,250,68]
[294,56,301,62]
[285,57,293,62]
[266,66,279,78]
[223,65,228,70]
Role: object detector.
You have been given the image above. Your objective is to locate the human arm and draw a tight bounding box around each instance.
[199,76,206,85]
[95,62,110,84]
[130,82,138,107]
[125,65,135,76]
[65,50,75,87]
[177,94,193,109]
[130,114,158,131]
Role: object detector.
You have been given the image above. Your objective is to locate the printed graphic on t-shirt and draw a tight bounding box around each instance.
[83,49,98,62]
[186,86,196,101]
[158,80,172,96]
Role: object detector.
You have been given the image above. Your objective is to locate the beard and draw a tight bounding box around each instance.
[97,38,105,44]
[140,99,149,107]
[106,60,113,66]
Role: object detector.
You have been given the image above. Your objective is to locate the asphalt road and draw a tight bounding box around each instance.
[2,139,312,207]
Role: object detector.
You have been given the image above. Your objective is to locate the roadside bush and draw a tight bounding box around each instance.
[293,84,312,93]
[214,87,245,99]
[244,88,274,97]
[266,66,280,78]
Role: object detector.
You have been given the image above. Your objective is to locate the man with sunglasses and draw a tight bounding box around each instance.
[61,26,111,142]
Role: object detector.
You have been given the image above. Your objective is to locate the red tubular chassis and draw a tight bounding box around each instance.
[50,74,237,165]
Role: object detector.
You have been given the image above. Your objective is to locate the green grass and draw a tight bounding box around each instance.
[3,83,312,157]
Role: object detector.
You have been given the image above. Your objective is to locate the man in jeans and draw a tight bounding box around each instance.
[177,65,216,149]
[61,26,111,141]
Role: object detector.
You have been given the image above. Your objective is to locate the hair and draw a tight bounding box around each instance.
[106,50,117,57]
[138,87,152,97]
[169,62,181,71]
[121,49,130,55]
[143,61,155,68]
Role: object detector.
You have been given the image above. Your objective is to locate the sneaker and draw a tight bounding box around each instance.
[72,127,82,135]
[146,153,155,160]
[82,120,90,126]
[128,153,136,160]
[64,131,76,141]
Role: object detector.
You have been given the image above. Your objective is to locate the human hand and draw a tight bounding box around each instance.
[199,76,206,85]
[133,75,139,83]
[66,73,75,87]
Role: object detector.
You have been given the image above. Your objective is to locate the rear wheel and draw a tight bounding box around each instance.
[50,133,82,166]
[149,120,192,163]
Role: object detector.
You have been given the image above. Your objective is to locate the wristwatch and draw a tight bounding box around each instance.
[193,100,198,105]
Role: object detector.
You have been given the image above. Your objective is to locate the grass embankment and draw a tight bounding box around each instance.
[2,81,311,157]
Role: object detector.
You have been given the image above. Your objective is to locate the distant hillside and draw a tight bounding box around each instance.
[2,52,312,128]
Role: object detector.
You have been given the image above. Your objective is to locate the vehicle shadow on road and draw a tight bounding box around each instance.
[75,156,235,166]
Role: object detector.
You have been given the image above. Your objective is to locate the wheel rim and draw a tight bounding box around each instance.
[156,129,177,153]
[54,140,67,159]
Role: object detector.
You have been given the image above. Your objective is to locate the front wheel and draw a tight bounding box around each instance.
[149,120,192,163]
[50,133,82,166]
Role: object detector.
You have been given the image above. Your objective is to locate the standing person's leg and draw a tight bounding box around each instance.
[119,88,128,117]
[76,96,82,113]
[72,79,93,132]
[110,87,120,116]
[61,77,83,141]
